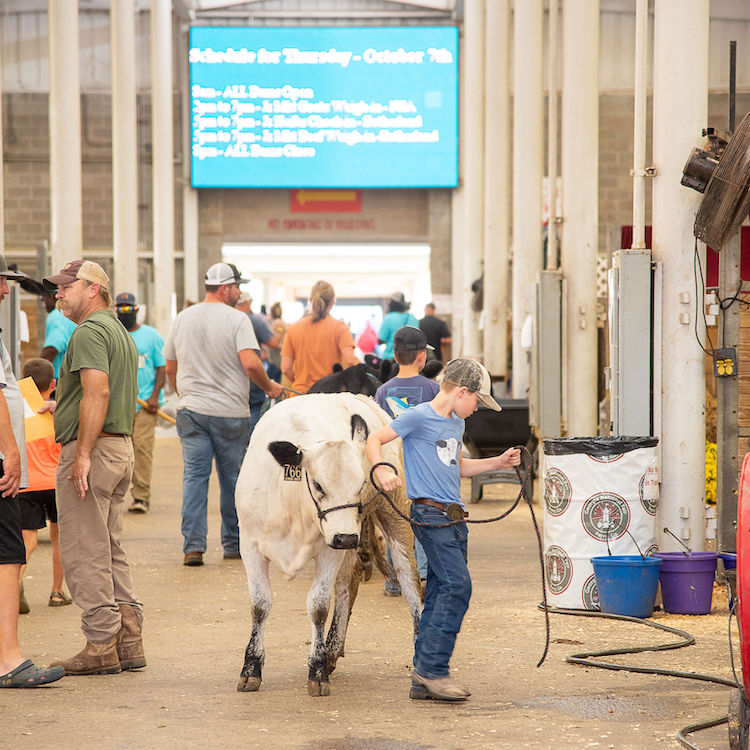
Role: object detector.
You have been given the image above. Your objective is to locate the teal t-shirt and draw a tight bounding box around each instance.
[54,310,138,445]
[44,307,77,378]
[379,313,419,359]
[129,324,166,410]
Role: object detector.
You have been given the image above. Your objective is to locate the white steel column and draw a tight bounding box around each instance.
[547,0,559,271]
[560,0,599,436]
[511,0,544,397]
[110,0,138,296]
[631,0,649,250]
[483,0,510,377]
[178,24,200,303]
[451,26,466,357]
[652,0,709,551]
[150,0,176,334]
[48,0,82,271]
[451,189,465,357]
[461,0,485,358]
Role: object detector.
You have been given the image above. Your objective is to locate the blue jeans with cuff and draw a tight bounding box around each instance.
[410,503,471,679]
[176,409,251,555]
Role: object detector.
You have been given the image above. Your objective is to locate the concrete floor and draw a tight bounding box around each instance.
[5,436,740,750]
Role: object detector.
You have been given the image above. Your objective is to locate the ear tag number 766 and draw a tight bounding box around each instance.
[283,464,302,481]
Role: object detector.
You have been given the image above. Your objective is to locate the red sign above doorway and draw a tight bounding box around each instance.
[290,190,362,213]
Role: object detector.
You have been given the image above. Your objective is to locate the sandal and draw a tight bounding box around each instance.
[0,659,65,688]
[48,591,73,607]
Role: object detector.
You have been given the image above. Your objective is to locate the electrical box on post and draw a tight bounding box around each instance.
[608,249,652,435]
[530,270,562,438]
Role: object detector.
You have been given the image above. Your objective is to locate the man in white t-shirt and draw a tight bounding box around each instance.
[163,263,283,567]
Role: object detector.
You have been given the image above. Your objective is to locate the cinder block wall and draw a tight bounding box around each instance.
[4,91,746,292]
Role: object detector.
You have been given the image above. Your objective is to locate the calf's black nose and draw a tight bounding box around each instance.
[330,533,359,549]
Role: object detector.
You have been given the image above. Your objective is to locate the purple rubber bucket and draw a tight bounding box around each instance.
[653,552,718,615]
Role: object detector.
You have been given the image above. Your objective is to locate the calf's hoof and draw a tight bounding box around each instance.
[307,679,331,697]
[237,675,262,692]
[359,558,373,582]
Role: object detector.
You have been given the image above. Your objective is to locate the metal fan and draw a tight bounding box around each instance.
[682,111,750,250]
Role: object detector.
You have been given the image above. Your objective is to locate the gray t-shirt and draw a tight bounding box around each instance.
[163,301,259,418]
[0,340,27,488]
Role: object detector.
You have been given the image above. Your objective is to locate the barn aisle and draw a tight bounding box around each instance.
[5,437,734,750]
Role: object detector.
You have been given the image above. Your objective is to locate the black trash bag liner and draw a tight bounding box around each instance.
[543,436,659,456]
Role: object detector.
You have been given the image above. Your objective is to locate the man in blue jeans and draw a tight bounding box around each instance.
[163,263,283,566]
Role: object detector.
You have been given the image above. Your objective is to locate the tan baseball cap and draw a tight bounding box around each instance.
[441,358,502,411]
[45,259,110,292]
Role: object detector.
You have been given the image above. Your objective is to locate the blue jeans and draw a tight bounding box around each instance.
[176,409,251,555]
[410,503,472,679]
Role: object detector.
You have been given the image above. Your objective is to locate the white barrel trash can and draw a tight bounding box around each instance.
[543,436,660,610]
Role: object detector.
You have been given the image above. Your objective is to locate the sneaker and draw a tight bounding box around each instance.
[183,551,204,566]
[128,499,149,513]
[223,550,241,560]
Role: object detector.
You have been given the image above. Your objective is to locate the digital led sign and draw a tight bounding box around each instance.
[189,26,458,188]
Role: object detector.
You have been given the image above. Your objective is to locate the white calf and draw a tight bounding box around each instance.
[235,393,421,696]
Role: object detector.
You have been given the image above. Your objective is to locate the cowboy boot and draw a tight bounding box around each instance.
[50,637,121,675]
[116,603,146,670]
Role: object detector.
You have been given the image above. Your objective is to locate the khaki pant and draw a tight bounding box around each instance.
[57,436,143,643]
[131,408,157,504]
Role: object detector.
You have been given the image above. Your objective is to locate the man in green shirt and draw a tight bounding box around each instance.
[43,260,145,677]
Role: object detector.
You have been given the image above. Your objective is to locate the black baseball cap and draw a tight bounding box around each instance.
[115,292,137,307]
[393,326,433,353]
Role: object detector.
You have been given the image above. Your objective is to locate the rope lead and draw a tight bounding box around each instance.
[370,447,550,667]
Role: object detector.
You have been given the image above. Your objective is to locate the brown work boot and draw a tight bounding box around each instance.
[411,671,470,701]
[50,637,121,676]
[116,603,146,670]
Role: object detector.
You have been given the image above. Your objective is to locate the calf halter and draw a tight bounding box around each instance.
[304,470,372,522]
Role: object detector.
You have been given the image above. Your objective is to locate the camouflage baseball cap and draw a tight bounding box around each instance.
[442,358,502,411]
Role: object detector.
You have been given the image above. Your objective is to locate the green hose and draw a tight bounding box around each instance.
[542,605,740,749]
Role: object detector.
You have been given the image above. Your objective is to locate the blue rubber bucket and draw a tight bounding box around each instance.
[719,553,737,610]
[591,555,662,619]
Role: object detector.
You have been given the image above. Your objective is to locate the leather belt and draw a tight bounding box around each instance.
[413,498,469,519]
[99,432,126,438]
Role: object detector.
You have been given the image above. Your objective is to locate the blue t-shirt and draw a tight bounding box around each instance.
[129,324,166,410]
[375,375,440,419]
[248,313,275,405]
[44,308,77,378]
[390,402,464,506]
[378,314,419,359]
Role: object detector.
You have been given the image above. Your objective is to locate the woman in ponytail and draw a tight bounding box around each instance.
[281,280,358,393]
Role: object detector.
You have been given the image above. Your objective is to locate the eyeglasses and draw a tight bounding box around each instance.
[116,304,137,313]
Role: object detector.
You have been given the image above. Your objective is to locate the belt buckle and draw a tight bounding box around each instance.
[445,502,465,522]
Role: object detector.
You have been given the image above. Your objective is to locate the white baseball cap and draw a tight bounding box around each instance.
[205,262,249,286]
